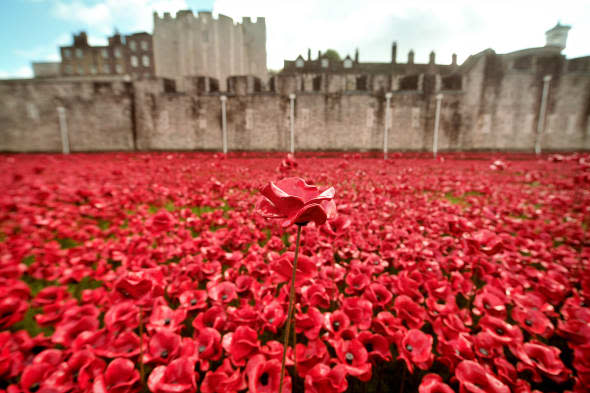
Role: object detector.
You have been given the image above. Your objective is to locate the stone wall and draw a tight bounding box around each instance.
[1,65,589,153]
[0,79,134,152]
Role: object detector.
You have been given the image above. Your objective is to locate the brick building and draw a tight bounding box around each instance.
[59,31,154,79]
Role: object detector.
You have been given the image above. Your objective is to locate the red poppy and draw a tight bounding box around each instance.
[148,357,198,393]
[512,306,554,337]
[208,281,238,304]
[295,339,329,377]
[104,301,139,332]
[93,358,140,393]
[192,306,227,332]
[144,330,181,365]
[201,359,246,393]
[394,295,427,329]
[478,315,523,346]
[419,374,454,393]
[66,350,106,390]
[229,326,260,367]
[356,332,390,362]
[147,210,177,233]
[194,327,222,371]
[178,289,208,310]
[304,363,348,393]
[246,354,291,393]
[113,272,153,300]
[270,252,316,284]
[465,230,503,255]
[341,297,373,330]
[334,339,372,381]
[362,283,392,308]
[295,306,324,340]
[324,310,351,336]
[256,177,336,227]
[455,360,510,393]
[515,341,570,383]
[398,329,434,373]
[0,296,28,329]
[147,298,187,333]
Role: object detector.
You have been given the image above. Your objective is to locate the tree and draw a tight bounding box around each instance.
[323,49,341,62]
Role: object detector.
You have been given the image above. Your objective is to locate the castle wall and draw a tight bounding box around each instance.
[0,80,134,152]
[1,67,589,153]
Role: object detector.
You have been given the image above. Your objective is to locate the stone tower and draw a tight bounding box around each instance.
[153,10,267,91]
[545,22,571,51]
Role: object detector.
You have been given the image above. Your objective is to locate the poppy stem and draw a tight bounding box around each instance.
[279,224,302,393]
[139,306,145,392]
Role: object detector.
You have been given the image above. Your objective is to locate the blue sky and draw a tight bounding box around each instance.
[1,0,589,78]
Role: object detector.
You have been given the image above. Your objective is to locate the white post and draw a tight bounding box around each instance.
[56,106,70,154]
[289,93,296,154]
[433,94,443,158]
[220,95,227,154]
[384,92,392,159]
[535,75,552,155]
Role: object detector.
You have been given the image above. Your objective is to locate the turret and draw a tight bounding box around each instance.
[545,22,571,51]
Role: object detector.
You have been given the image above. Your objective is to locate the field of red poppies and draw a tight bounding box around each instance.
[0,152,589,393]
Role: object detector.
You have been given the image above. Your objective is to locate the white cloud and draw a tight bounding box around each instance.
[52,0,189,35]
[212,0,590,70]
[0,66,33,79]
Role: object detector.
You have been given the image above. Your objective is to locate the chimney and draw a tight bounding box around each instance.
[317,50,321,59]
[429,51,435,65]
[391,42,397,64]
[451,53,457,66]
[408,50,414,65]
[307,48,311,61]
[355,48,359,63]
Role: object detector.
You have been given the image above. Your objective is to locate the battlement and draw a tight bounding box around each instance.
[153,10,264,27]
[242,16,265,25]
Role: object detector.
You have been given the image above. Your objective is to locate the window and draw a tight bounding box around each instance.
[101,49,109,58]
[64,49,72,58]
[144,73,150,78]
[115,64,123,74]
[202,30,208,43]
[343,59,353,68]
[114,47,121,58]
[313,76,322,91]
[141,40,149,50]
[131,56,138,67]
[295,58,304,68]
[142,55,150,67]
[129,40,136,51]
[356,75,368,91]
[77,65,84,75]
[321,58,329,68]
[75,48,83,58]
[103,64,110,74]
[90,65,97,74]
[65,64,73,74]
[399,74,419,90]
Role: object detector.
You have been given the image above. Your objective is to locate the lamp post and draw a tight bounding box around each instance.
[220,95,227,154]
[535,75,552,155]
[56,106,70,154]
[433,94,443,158]
[289,93,296,154]
[384,92,392,159]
